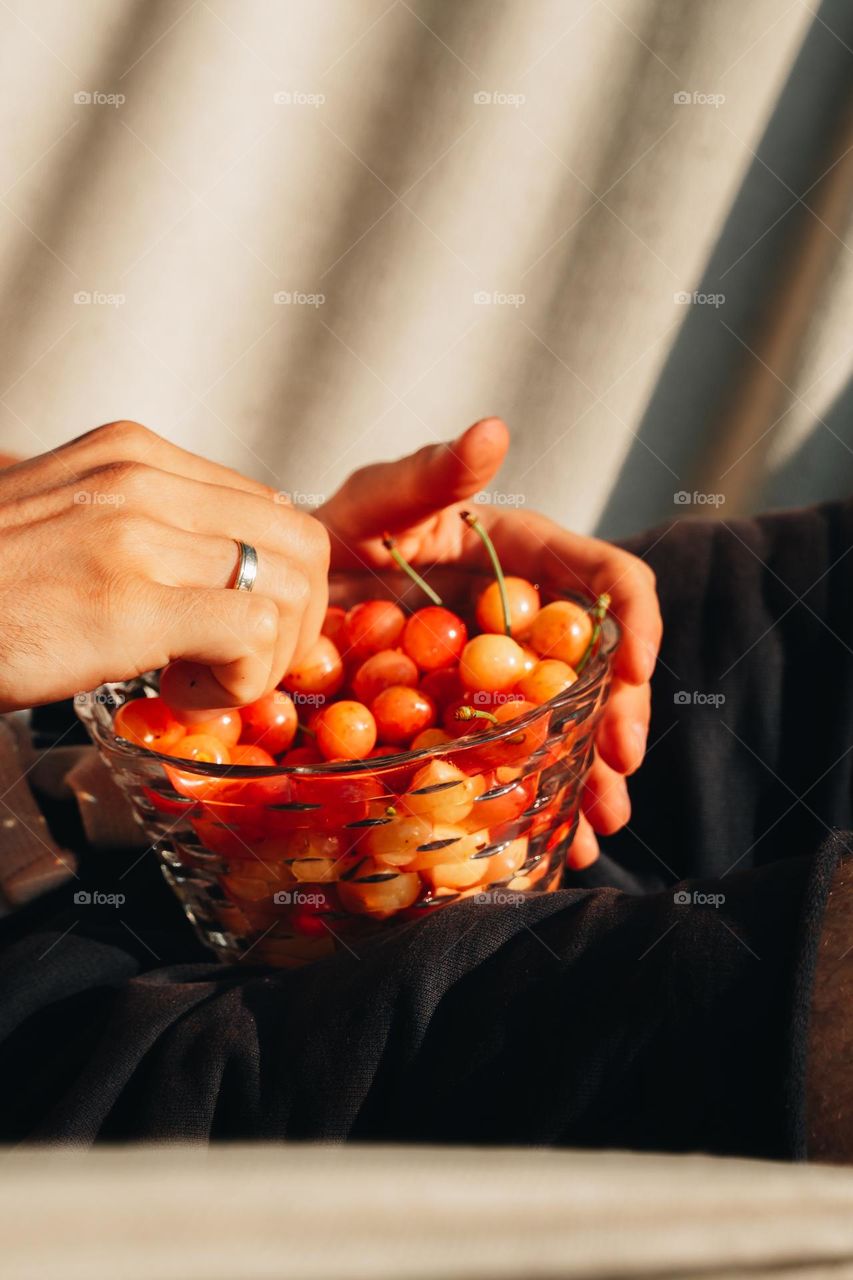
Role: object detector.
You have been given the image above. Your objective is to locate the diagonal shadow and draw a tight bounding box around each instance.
[596,0,853,541]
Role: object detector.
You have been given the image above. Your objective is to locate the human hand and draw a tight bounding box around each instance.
[0,421,329,713]
[317,418,662,866]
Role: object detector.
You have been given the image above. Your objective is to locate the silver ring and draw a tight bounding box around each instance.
[232,541,258,592]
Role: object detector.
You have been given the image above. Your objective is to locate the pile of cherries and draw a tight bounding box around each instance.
[112,515,609,939]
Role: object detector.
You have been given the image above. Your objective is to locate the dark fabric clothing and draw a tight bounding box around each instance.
[2,500,852,1155]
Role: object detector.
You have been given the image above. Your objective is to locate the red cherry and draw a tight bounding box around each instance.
[321,605,347,648]
[402,607,468,671]
[181,709,242,747]
[372,685,437,746]
[230,744,276,767]
[282,636,344,699]
[115,697,186,752]
[475,577,540,637]
[343,600,405,662]
[314,700,377,761]
[169,734,230,765]
[239,690,298,755]
[411,727,452,750]
[280,745,323,767]
[418,666,463,711]
[351,648,418,705]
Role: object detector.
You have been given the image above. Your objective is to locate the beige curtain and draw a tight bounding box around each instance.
[0,0,850,539]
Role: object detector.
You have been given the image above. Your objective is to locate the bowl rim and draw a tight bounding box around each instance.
[77,593,619,779]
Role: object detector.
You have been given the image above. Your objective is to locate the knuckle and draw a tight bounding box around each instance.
[90,420,159,453]
[103,511,159,561]
[244,596,279,648]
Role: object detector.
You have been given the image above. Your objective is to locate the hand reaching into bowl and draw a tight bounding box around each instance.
[318,418,663,867]
[0,420,330,713]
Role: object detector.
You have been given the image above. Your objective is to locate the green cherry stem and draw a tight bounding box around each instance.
[455,704,499,725]
[382,533,443,606]
[459,510,511,636]
[575,592,611,675]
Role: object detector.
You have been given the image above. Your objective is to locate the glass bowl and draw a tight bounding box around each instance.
[76,568,619,967]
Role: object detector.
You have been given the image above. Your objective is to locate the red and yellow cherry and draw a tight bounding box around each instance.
[519,645,538,676]
[115,697,186,752]
[483,836,528,882]
[463,772,535,828]
[517,658,577,705]
[459,634,525,692]
[314,700,377,761]
[372,685,437,746]
[411,727,452,750]
[402,607,467,671]
[476,576,540,638]
[337,862,420,917]
[321,605,347,649]
[343,600,406,662]
[402,758,484,823]
[170,734,231,765]
[416,825,490,885]
[351,648,418,705]
[365,814,434,866]
[282,636,344,699]
[530,600,593,667]
[476,699,548,767]
[239,690,298,755]
[180,708,242,748]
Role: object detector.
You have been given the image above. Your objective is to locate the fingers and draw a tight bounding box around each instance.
[48,462,329,677]
[567,812,600,869]
[581,753,631,835]
[1,420,277,503]
[594,680,651,775]
[127,586,280,708]
[318,417,510,545]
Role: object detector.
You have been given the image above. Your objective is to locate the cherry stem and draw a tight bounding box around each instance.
[382,533,443,606]
[575,593,611,675]
[455,704,499,725]
[459,511,511,636]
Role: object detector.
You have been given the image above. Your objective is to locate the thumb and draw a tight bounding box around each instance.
[319,418,509,543]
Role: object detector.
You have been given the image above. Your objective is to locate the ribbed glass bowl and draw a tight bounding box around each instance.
[76,568,619,967]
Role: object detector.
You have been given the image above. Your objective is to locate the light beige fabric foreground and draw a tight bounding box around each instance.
[4,1144,853,1279]
[0,2,851,538]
